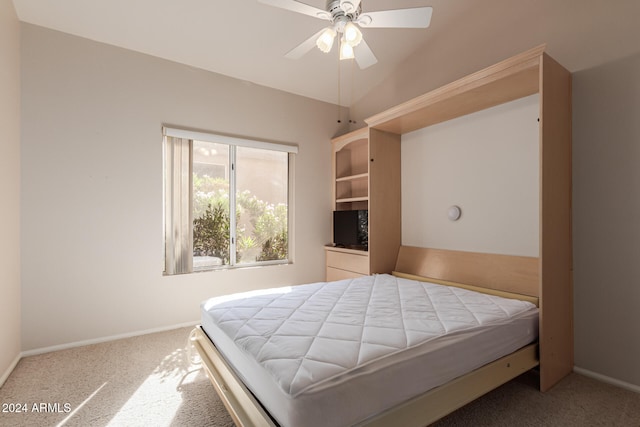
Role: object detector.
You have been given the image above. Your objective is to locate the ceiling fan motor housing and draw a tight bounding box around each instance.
[326,0,361,32]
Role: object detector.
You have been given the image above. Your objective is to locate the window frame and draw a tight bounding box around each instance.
[163,126,297,275]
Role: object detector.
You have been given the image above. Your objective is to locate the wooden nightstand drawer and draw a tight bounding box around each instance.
[326,249,369,275]
[326,267,365,282]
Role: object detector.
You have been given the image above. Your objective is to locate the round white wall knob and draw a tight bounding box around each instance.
[448,205,462,221]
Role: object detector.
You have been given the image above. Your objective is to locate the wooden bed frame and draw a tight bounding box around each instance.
[192,245,548,427]
[193,44,573,426]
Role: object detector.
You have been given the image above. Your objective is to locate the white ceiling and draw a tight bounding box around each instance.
[12,0,640,106]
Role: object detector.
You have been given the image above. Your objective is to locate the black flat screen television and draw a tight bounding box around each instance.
[333,210,368,250]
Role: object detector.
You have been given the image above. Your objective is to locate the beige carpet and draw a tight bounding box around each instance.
[0,327,234,427]
[1,327,638,426]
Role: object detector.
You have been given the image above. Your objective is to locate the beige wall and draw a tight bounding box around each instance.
[350,1,544,124]
[573,52,640,388]
[349,0,640,126]
[0,0,22,386]
[402,95,539,257]
[20,24,341,351]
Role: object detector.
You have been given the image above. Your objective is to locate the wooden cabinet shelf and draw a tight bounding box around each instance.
[336,172,368,201]
[336,172,368,182]
[336,196,368,203]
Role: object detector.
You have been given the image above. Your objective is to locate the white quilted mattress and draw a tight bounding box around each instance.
[200,273,538,427]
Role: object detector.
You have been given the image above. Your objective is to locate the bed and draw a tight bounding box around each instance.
[192,245,544,426]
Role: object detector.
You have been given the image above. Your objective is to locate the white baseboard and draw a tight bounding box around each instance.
[21,320,200,358]
[0,353,22,388]
[574,366,640,394]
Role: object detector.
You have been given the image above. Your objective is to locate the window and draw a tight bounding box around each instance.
[163,127,297,274]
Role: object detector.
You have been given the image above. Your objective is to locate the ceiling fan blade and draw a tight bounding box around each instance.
[340,0,362,14]
[258,0,332,20]
[284,28,328,59]
[354,39,377,69]
[358,7,433,28]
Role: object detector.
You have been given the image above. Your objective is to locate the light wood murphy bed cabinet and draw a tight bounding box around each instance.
[327,45,573,392]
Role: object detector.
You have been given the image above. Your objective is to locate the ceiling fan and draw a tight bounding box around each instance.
[259,0,433,69]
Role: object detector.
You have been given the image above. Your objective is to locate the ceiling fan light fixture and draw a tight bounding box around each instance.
[343,21,362,47]
[263,0,431,70]
[339,39,355,60]
[316,27,337,53]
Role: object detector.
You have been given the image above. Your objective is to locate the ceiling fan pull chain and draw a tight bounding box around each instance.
[337,51,342,123]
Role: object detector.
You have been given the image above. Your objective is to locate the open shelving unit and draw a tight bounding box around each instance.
[333,130,370,210]
[326,127,401,281]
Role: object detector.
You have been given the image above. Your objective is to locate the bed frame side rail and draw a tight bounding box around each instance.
[358,343,539,427]
[192,326,277,427]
